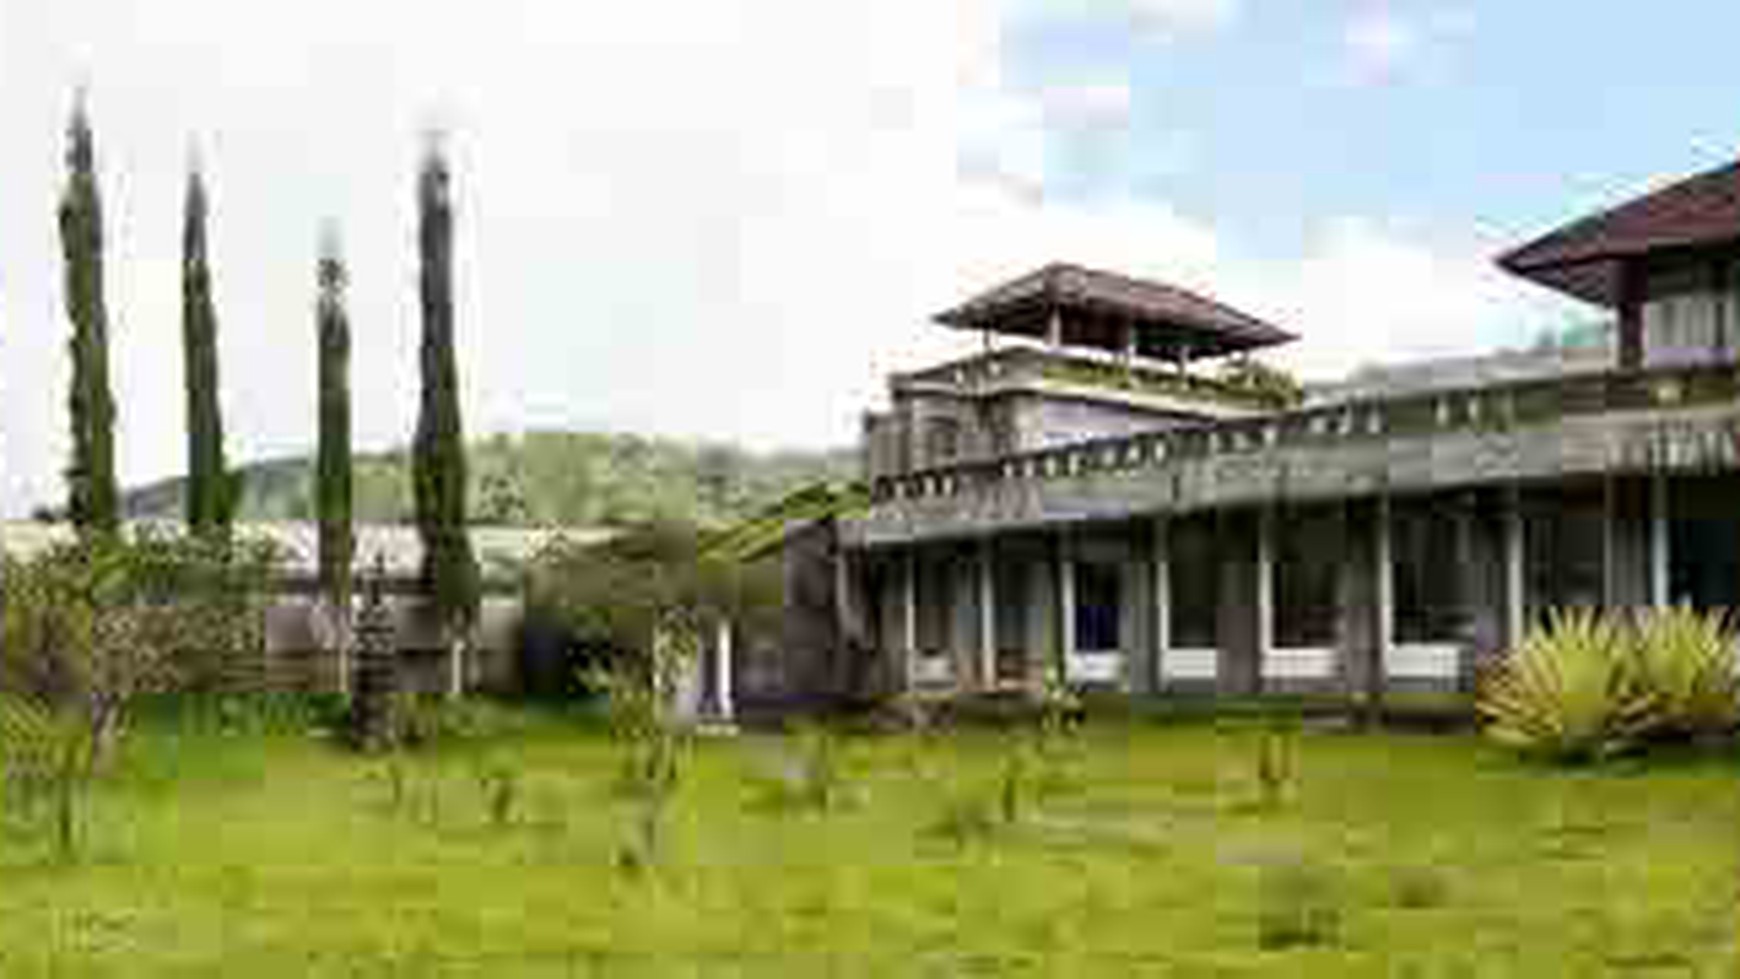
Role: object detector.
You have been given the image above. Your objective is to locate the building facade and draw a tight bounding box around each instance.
[835,160,1740,700]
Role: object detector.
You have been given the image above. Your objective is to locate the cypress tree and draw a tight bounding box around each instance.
[316,226,354,616]
[411,135,478,696]
[317,227,355,696]
[58,94,120,538]
[181,159,232,538]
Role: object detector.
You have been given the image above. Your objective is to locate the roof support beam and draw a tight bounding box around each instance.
[1618,259,1645,371]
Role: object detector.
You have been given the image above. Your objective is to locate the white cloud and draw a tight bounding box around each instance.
[1238,218,1581,380]
[1039,80,1133,132]
[1343,5,1474,83]
[1127,0,1240,34]
[0,0,1550,519]
[1025,0,1238,36]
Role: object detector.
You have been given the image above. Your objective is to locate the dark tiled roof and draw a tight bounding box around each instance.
[1499,159,1740,306]
[934,262,1296,358]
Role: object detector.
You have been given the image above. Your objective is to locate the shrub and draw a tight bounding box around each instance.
[1477,608,1657,763]
[924,786,1001,846]
[1389,863,1451,910]
[473,755,522,827]
[0,696,92,861]
[1633,606,1737,741]
[749,724,851,815]
[1255,853,1342,950]
[1255,716,1300,810]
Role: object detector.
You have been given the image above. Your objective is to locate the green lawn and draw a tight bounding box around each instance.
[4,705,1740,976]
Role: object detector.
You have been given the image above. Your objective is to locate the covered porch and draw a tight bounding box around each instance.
[851,472,1740,699]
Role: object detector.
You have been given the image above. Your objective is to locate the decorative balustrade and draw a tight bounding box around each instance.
[871,363,1740,505]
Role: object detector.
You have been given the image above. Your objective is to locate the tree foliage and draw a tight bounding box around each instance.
[58,95,120,539]
[181,161,234,539]
[0,530,279,772]
[523,520,780,695]
[412,136,478,630]
[121,435,856,528]
[1215,355,1303,410]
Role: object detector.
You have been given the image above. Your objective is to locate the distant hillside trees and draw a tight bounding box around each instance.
[412,136,479,697]
[58,95,119,538]
[180,159,233,539]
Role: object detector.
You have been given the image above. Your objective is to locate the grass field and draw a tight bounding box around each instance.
[4,704,1740,976]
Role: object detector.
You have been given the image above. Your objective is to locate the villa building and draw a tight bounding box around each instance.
[829,157,1740,700]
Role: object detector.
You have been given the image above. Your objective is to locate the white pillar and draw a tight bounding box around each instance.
[1504,488,1526,649]
[1256,507,1275,662]
[1650,473,1670,608]
[1046,308,1064,348]
[902,552,919,687]
[978,542,996,688]
[1152,515,1172,691]
[1374,496,1394,679]
[448,630,465,700]
[1058,533,1076,681]
[715,618,735,721]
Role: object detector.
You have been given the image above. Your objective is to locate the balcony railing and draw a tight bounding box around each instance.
[870,362,1740,504]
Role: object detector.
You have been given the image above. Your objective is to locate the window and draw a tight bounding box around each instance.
[1524,487,1604,624]
[1644,265,1720,366]
[1273,507,1341,649]
[1670,476,1740,610]
[1073,560,1121,653]
[923,417,961,466]
[1170,517,1220,648]
[1392,499,1466,643]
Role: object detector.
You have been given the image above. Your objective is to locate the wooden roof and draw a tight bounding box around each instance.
[1499,159,1740,306]
[934,262,1295,359]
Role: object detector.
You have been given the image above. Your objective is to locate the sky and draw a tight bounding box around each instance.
[0,0,1733,515]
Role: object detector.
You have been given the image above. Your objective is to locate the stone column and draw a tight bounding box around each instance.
[1374,495,1394,684]
[1337,498,1383,705]
[978,541,996,688]
[1024,545,1057,685]
[1057,530,1077,683]
[1217,509,1263,697]
[715,618,735,721]
[1650,473,1670,608]
[1122,527,1152,695]
[949,551,976,689]
[901,551,918,690]
[834,546,856,697]
[1150,515,1172,695]
[1256,506,1275,663]
[1503,486,1526,651]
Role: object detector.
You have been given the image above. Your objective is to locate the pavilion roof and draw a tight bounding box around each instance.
[933,262,1295,359]
[1499,158,1740,306]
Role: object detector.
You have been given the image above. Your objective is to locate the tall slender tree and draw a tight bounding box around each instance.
[58,94,119,538]
[181,158,232,538]
[412,135,478,697]
[316,225,355,694]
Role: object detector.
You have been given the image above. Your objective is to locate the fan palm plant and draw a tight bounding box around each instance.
[1634,605,1737,740]
[1477,608,1658,762]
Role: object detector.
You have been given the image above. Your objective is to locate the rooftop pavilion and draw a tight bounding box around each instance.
[934,262,1296,368]
[1500,158,1740,369]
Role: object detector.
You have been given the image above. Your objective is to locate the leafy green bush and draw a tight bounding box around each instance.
[1477,608,1657,762]
[1255,853,1342,950]
[1255,716,1300,810]
[747,724,852,815]
[390,693,509,749]
[1389,863,1451,910]
[0,696,92,861]
[1633,606,1737,740]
